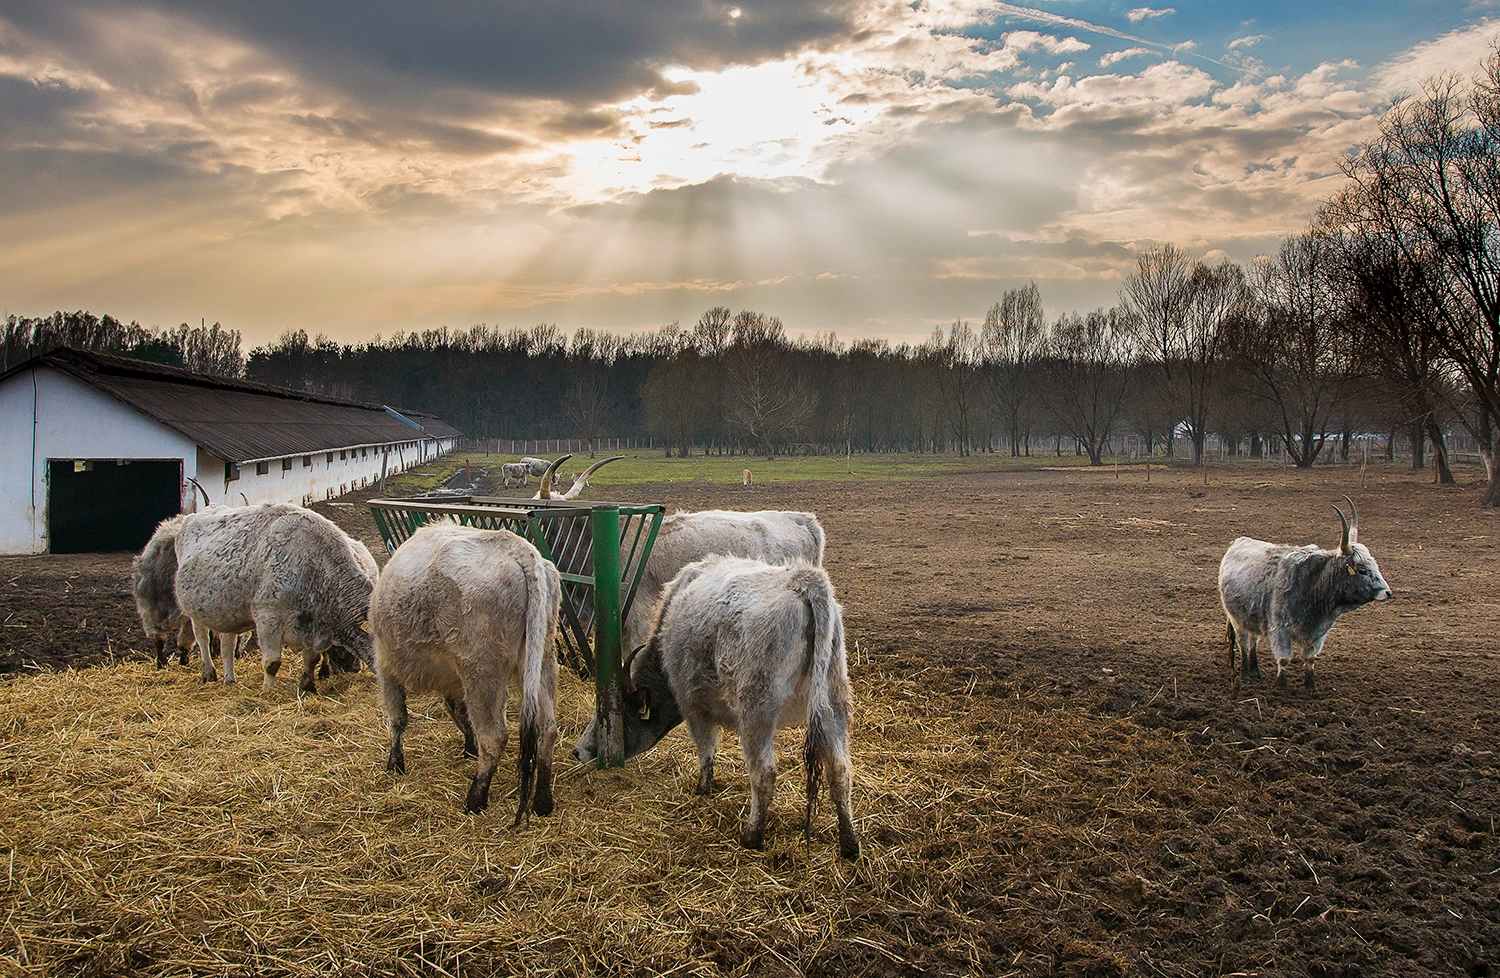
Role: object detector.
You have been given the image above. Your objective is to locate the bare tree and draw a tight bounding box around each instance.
[1333,49,1500,503]
[936,319,983,456]
[1036,308,1135,465]
[722,314,814,456]
[982,282,1046,456]
[1225,235,1349,467]
[1125,246,1247,464]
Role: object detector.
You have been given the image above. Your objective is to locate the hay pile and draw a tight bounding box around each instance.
[0,652,1246,977]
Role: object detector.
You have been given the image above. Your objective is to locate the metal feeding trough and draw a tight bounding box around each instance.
[368,477,663,769]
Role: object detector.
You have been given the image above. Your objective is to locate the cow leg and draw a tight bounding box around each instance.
[1303,637,1327,696]
[821,688,860,861]
[1270,627,1295,693]
[684,714,721,794]
[298,647,321,696]
[738,714,779,850]
[217,631,236,686]
[153,636,168,669]
[531,638,559,818]
[176,619,194,666]
[192,620,216,683]
[443,697,478,758]
[255,619,286,694]
[381,675,408,775]
[461,674,509,814]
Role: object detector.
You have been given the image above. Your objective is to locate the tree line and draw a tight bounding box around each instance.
[10,51,1500,505]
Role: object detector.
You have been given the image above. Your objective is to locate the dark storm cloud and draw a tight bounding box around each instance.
[5,0,864,108]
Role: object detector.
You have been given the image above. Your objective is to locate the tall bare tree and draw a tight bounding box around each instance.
[1332,49,1500,503]
[982,281,1046,456]
[1036,308,1135,465]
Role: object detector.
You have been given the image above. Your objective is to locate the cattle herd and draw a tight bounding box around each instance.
[129,468,1393,862]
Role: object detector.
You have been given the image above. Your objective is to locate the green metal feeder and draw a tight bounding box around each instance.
[367,492,663,769]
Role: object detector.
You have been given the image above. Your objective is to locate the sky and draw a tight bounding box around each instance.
[2,2,1499,350]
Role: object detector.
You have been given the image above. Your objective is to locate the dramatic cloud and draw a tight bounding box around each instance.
[1,2,1498,346]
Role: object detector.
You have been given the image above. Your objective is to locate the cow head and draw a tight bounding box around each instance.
[572,642,682,764]
[1332,497,1392,608]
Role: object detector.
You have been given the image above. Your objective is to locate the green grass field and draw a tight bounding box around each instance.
[386,448,1122,493]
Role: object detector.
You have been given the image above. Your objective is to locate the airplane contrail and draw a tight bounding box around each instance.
[985,2,1239,71]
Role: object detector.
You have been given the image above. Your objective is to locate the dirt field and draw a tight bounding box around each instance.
[1,464,1498,976]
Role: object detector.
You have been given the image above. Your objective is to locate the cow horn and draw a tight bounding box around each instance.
[560,455,625,500]
[619,643,646,695]
[539,454,573,500]
[1332,504,1352,555]
[1342,494,1359,544]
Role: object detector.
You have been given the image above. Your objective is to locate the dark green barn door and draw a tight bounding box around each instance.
[47,459,181,554]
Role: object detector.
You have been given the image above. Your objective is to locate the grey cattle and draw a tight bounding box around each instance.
[1218,497,1392,693]
[500,462,530,488]
[174,505,375,692]
[519,457,555,477]
[133,514,195,668]
[622,510,825,655]
[574,555,858,859]
[370,522,561,821]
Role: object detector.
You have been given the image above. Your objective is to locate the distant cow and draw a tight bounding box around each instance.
[370,522,561,821]
[519,457,554,477]
[574,555,859,859]
[500,462,530,488]
[622,510,825,655]
[1218,496,1392,693]
[174,505,375,692]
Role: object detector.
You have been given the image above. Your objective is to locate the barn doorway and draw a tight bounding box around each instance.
[47,459,181,554]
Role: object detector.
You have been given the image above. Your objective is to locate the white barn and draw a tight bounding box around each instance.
[0,348,460,554]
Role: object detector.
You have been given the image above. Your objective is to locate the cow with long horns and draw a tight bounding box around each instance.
[1217,496,1392,693]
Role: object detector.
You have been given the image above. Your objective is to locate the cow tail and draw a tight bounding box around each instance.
[514,548,552,827]
[801,572,838,851]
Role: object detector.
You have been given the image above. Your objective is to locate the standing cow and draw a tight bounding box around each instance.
[174,505,375,692]
[370,522,561,821]
[1218,496,1392,693]
[133,513,209,667]
[623,510,825,655]
[574,555,859,859]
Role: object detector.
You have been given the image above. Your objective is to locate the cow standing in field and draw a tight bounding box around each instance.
[174,505,375,692]
[623,510,825,655]
[574,555,859,859]
[370,522,561,821]
[500,462,530,488]
[1218,497,1392,693]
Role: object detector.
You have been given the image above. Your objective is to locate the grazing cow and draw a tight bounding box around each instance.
[133,514,196,668]
[370,522,561,821]
[500,462,530,488]
[574,555,859,859]
[622,510,825,655]
[1218,496,1392,693]
[174,505,375,692]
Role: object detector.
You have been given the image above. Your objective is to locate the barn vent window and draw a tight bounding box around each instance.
[255,461,269,476]
[341,451,347,460]
[326,452,333,464]
[225,462,239,482]
[282,458,293,471]
[303,455,312,467]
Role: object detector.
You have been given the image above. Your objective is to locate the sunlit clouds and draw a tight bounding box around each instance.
[1,2,1498,346]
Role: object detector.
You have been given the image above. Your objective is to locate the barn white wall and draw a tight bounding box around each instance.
[1,365,459,554]
[0,366,198,554]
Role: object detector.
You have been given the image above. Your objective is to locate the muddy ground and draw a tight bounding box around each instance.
[2,463,1497,976]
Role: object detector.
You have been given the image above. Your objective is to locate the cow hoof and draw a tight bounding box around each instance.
[386,755,405,776]
[298,678,317,696]
[695,779,717,796]
[177,651,191,666]
[464,785,490,814]
[739,830,764,850]
[840,838,861,861]
[532,790,555,818]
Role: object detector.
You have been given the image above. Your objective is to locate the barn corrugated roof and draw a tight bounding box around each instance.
[2,348,461,463]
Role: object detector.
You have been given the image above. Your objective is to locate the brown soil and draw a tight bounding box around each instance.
[2,463,1498,976]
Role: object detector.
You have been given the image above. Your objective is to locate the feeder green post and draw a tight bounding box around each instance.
[590,505,625,769]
